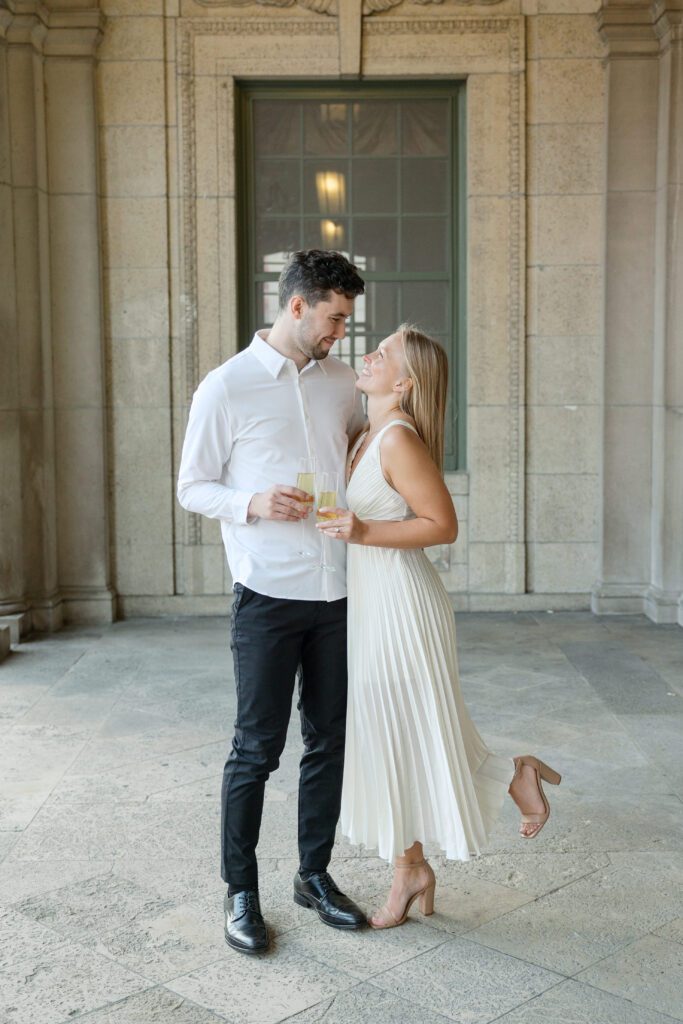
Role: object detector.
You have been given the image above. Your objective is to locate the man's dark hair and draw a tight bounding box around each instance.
[278,249,365,310]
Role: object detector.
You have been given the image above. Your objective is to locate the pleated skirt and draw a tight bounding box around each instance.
[340,543,514,863]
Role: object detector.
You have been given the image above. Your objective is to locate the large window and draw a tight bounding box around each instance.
[237,82,466,470]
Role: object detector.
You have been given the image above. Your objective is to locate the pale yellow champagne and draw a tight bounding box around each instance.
[316,491,337,521]
[297,472,316,500]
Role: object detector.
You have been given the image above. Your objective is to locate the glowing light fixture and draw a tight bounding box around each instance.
[316,171,346,217]
[320,219,344,249]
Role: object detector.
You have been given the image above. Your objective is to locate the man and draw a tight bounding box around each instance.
[177,250,367,954]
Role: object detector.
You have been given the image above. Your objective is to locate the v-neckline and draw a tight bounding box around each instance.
[347,429,370,485]
[347,419,417,485]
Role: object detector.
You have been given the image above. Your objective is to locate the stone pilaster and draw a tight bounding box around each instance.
[43,5,115,624]
[592,0,660,616]
[0,8,62,633]
[647,0,683,624]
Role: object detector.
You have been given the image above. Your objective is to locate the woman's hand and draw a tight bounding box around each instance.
[316,508,367,545]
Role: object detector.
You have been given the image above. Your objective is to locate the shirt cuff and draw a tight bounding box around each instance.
[232,490,257,525]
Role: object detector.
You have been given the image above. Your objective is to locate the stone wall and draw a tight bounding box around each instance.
[1,0,681,632]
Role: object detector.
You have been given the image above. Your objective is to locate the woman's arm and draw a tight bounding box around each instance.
[319,425,458,549]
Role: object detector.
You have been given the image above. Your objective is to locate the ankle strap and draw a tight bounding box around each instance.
[394,859,427,869]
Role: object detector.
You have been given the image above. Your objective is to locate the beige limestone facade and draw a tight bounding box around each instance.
[1,0,682,637]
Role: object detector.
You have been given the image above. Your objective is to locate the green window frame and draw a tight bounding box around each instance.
[236,81,466,471]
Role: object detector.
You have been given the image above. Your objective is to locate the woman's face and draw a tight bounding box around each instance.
[357,332,407,396]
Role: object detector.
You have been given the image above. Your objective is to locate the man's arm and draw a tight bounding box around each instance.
[177,375,255,524]
[177,373,312,525]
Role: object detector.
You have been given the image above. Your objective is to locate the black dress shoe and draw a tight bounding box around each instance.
[293,871,366,930]
[224,890,269,954]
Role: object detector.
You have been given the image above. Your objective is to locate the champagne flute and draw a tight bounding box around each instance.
[316,471,338,573]
[296,457,316,556]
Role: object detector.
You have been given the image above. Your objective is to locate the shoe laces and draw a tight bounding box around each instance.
[315,872,339,896]
[235,890,260,914]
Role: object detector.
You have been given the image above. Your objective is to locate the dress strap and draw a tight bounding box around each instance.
[373,419,419,441]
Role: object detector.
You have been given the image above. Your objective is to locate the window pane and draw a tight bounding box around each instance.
[335,334,353,362]
[303,218,349,252]
[255,281,280,327]
[253,101,300,156]
[401,100,449,157]
[352,101,398,156]
[304,102,349,156]
[353,219,398,272]
[402,159,448,215]
[255,160,300,215]
[400,281,449,335]
[303,160,349,216]
[362,281,399,336]
[255,219,300,269]
[352,159,398,215]
[401,217,447,273]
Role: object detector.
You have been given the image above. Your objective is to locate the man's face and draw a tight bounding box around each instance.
[294,291,354,361]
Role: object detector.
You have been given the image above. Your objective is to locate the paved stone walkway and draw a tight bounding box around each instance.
[0,612,682,1024]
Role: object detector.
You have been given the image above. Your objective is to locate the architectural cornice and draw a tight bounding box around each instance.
[597,0,669,55]
[0,3,104,53]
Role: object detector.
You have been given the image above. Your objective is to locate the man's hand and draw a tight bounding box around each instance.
[248,486,313,522]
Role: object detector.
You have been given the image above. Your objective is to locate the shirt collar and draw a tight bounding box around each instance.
[249,330,327,379]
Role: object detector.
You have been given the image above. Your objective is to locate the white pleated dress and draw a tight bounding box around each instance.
[340,421,514,863]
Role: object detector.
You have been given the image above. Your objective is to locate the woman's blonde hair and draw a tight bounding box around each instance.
[397,323,449,472]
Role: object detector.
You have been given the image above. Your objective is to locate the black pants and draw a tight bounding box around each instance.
[221,584,348,889]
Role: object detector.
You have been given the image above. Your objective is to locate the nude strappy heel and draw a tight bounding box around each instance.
[509,755,562,839]
[369,860,436,929]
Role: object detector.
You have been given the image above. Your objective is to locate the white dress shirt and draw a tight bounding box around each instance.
[177,331,366,601]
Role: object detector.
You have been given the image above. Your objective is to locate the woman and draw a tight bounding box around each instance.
[317,324,561,930]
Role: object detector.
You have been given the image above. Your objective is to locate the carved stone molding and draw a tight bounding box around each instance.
[194,0,338,11]
[192,0,505,11]
[364,15,514,33]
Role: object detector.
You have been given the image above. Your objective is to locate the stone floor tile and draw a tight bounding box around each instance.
[655,916,683,945]
[112,856,222,903]
[0,726,88,792]
[167,931,357,1024]
[441,850,610,898]
[576,934,683,1020]
[559,641,677,715]
[617,713,683,790]
[369,936,562,1024]
[73,987,230,1023]
[0,907,66,970]
[82,898,231,985]
[493,976,679,1023]
[284,981,453,1023]
[66,723,227,777]
[5,798,170,862]
[0,942,148,1024]
[0,860,113,907]
[421,876,534,935]
[16,874,168,941]
[0,832,19,862]
[465,852,683,975]
[283,916,447,980]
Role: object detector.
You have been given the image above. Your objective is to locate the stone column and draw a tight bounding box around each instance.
[43,6,115,624]
[647,3,683,625]
[592,0,661,615]
[0,8,61,635]
[0,12,25,625]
